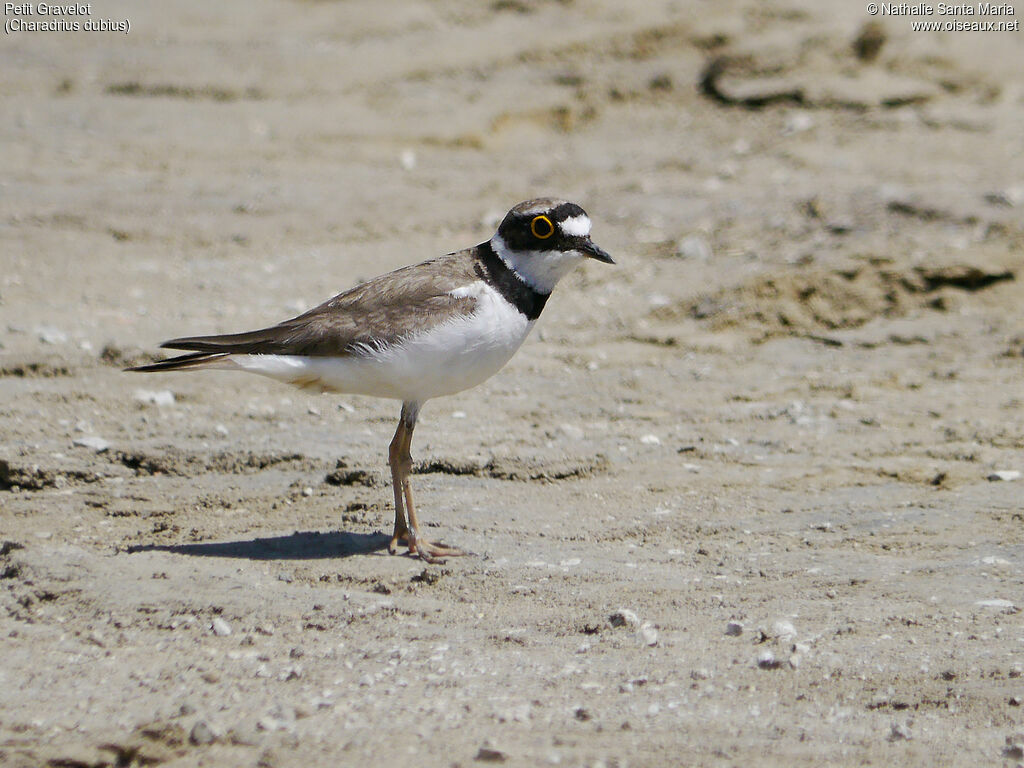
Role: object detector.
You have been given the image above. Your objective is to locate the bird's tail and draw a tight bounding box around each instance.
[126,351,232,373]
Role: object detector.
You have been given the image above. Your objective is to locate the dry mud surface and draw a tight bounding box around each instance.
[2,2,1024,766]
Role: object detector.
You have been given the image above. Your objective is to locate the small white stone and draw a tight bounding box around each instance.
[783,112,814,135]
[451,410,467,419]
[211,617,232,636]
[256,716,284,732]
[638,622,659,647]
[556,423,585,441]
[190,720,218,745]
[888,721,911,741]
[214,424,229,436]
[399,149,417,171]
[37,326,67,344]
[771,620,797,640]
[302,487,313,497]
[73,436,111,453]
[975,598,1016,610]
[980,556,1011,566]
[987,470,1021,482]
[647,293,671,308]
[640,434,661,446]
[757,650,780,669]
[676,234,712,261]
[133,389,175,407]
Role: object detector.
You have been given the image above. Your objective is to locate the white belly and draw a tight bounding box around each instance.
[227,283,533,403]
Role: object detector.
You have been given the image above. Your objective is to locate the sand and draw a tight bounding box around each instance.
[2,1,1023,765]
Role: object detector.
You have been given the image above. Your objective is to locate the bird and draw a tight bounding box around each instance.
[129,198,613,563]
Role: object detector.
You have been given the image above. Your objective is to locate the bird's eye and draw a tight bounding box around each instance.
[530,215,554,240]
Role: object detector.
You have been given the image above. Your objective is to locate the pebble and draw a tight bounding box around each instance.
[214,424,229,436]
[981,556,1011,566]
[211,617,232,636]
[609,608,641,629]
[985,185,1024,207]
[279,666,302,681]
[640,434,661,445]
[301,487,313,497]
[399,148,417,171]
[556,423,585,441]
[189,720,218,745]
[475,745,508,763]
[133,389,176,407]
[690,668,712,681]
[782,112,814,135]
[725,621,744,637]
[888,721,912,741]
[757,650,782,670]
[73,436,110,453]
[37,326,68,344]
[987,470,1021,482]
[638,622,659,647]
[975,599,1016,611]
[771,620,797,641]
[647,293,671,309]
[256,716,286,732]
[676,234,712,261]
[1004,736,1024,760]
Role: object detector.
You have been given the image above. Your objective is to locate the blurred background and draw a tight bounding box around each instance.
[4,0,1021,352]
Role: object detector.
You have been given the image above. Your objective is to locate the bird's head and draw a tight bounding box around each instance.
[490,198,613,293]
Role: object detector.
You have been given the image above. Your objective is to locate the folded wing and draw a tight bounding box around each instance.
[129,249,483,372]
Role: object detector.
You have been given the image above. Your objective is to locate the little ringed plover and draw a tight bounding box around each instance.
[129,198,613,562]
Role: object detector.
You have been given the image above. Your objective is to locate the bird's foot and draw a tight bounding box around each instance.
[388,524,409,556]
[389,530,467,564]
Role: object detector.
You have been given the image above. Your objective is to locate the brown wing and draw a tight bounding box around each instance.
[159,248,484,357]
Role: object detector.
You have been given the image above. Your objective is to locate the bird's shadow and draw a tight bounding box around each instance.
[126,530,390,561]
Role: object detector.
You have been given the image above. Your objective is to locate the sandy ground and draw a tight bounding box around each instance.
[2,1,1024,766]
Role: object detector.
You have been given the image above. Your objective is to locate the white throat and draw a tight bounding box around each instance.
[490,234,583,294]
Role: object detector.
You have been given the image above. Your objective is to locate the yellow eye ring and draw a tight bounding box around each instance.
[530,215,554,240]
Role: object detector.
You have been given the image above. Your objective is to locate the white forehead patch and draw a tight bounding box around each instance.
[559,215,591,238]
